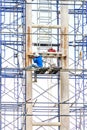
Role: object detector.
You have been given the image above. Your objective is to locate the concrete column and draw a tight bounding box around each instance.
[60,3,69,130]
[26,0,32,130]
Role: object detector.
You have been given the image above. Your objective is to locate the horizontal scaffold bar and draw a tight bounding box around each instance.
[32,122,61,126]
[32,24,61,29]
[59,0,82,1]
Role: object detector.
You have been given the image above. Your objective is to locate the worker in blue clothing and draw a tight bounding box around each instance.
[24,53,43,82]
[33,53,43,68]
[33,53,43,82]
[24,53,43,70]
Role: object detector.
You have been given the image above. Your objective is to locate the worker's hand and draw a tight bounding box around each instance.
[32,56,35,58]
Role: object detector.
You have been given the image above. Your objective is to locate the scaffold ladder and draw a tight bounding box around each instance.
[37,0,52,51]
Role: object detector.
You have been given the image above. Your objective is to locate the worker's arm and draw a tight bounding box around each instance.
[33,57,37,63]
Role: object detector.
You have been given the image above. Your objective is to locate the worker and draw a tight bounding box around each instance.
[24,53,43,82]
[24,53,43,71]
[33,53,43,68]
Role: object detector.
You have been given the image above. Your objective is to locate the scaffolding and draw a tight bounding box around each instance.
[0,0,87,130]
[0,0,26,129]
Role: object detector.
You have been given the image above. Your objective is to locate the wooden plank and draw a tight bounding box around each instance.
[33,122,61,126]
[32,24,61,29]
[28,52,63,58]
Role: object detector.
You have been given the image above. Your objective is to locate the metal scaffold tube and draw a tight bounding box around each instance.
[0,1,2,130]
[0,0,26,129]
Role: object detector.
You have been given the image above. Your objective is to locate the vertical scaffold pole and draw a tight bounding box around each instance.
[0,1,2,130]
[26,0,32,130]
[60,3,69,130]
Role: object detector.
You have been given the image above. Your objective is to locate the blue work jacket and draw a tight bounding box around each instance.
[33,56,43,67]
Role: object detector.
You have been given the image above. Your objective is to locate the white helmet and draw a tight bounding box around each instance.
[34,52,39,57]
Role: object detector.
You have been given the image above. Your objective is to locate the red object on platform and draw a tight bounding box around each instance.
[48,48,56,52]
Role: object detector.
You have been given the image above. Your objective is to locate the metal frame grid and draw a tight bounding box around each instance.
[0,0,26,129]
[32,0,87,130]
[32,0,61,130]
[68,1,87,129]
